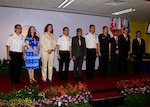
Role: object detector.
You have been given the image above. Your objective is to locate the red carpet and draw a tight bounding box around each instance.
[0,71,150,100]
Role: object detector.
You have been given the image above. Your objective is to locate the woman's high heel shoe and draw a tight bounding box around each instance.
[32,79,37,82]
[30,79,33,84]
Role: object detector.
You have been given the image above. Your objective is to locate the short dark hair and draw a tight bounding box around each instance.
[14,24,21,29]
[136,30,141,34]
[44,24,53,33]
[103,26,108,30]
[63,27,69,31]
[113,29,118,33]
[123,27,128,30]
[89,24,95,28]
[76,28,82,32]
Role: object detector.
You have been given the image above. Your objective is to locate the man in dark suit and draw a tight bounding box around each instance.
[120,27,130,75]
[98,26,111,77]
[110,30,122,76]
[132,31,145,75]
[72,28,86,81]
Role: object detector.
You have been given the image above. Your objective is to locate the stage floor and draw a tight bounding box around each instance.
[0,71,150,100]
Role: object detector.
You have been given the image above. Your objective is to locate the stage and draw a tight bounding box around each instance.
[0,71,150,106]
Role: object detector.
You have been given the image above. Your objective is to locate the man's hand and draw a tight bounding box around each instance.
[57,54,61,59]
[115,50,119,54]
[83,56,86,60]
[128,51,130,55]
[133,54,136,58]
[97,52,101,56]
[7,55,11,60]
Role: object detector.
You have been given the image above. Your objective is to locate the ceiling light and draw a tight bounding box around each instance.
[63,0,74,8]
[112,8,135,15]
[104,0,127,6]
[58,0,74,8]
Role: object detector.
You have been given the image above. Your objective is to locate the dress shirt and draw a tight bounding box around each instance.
[6,33,25,52]
[57,34,71,51]
[84,32,99,49]
[137,37,141,45]
[114,36,118,43]
[123,33,128,41]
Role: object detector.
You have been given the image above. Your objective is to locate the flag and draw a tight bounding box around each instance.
[109,17,116,37]
[122,18,128,28]
[117,17,122,35]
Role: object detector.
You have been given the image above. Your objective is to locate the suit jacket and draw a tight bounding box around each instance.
[98,33,111,56]
[72,36,86,57]
[120,34,130,59]
[41,32,56,53]
[110,36,122,57]
[132,38,145,57]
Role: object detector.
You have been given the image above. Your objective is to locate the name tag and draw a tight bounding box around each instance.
[33,46,37,50]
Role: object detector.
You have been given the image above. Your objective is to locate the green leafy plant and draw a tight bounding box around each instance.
[117,78,150,107]
[16,85,39,101]
[0,90,16,101]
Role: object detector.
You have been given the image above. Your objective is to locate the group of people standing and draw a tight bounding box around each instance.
[6,24,145,85]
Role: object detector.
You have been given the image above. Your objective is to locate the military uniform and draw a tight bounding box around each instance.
[57,34,71,81]
[6,33,25,84]
[84,32,99,79]
[98,33,111,77]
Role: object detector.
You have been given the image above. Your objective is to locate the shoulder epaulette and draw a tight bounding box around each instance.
[21,35,25,37]
[9,34,13,36]
[86,33,88,35]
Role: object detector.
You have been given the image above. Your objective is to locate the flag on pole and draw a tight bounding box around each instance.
[110,17,129,36]
[117,17,122,35]
[122,18,128,28]
[110,17,116,37]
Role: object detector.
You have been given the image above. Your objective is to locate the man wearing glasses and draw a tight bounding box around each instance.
[120,27,130,75]
[6,24,25,85]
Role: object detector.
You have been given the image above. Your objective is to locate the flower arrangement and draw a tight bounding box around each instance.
[117,78,150,107]
[0,85,38,107]
[16,85,39,100]
[0,98,34,107]
[0,82,92,107]
[34,82,92,107]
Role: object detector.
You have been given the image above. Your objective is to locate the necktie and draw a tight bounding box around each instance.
[115,37,118,44]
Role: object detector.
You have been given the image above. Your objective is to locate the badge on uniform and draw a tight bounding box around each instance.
[102,37,105,39]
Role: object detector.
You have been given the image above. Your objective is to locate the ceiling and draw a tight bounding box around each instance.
[0,0,150,21]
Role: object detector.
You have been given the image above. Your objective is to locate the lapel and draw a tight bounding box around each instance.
[75,36,79,46]
[113,37,117,45]
[141,39,143,45]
